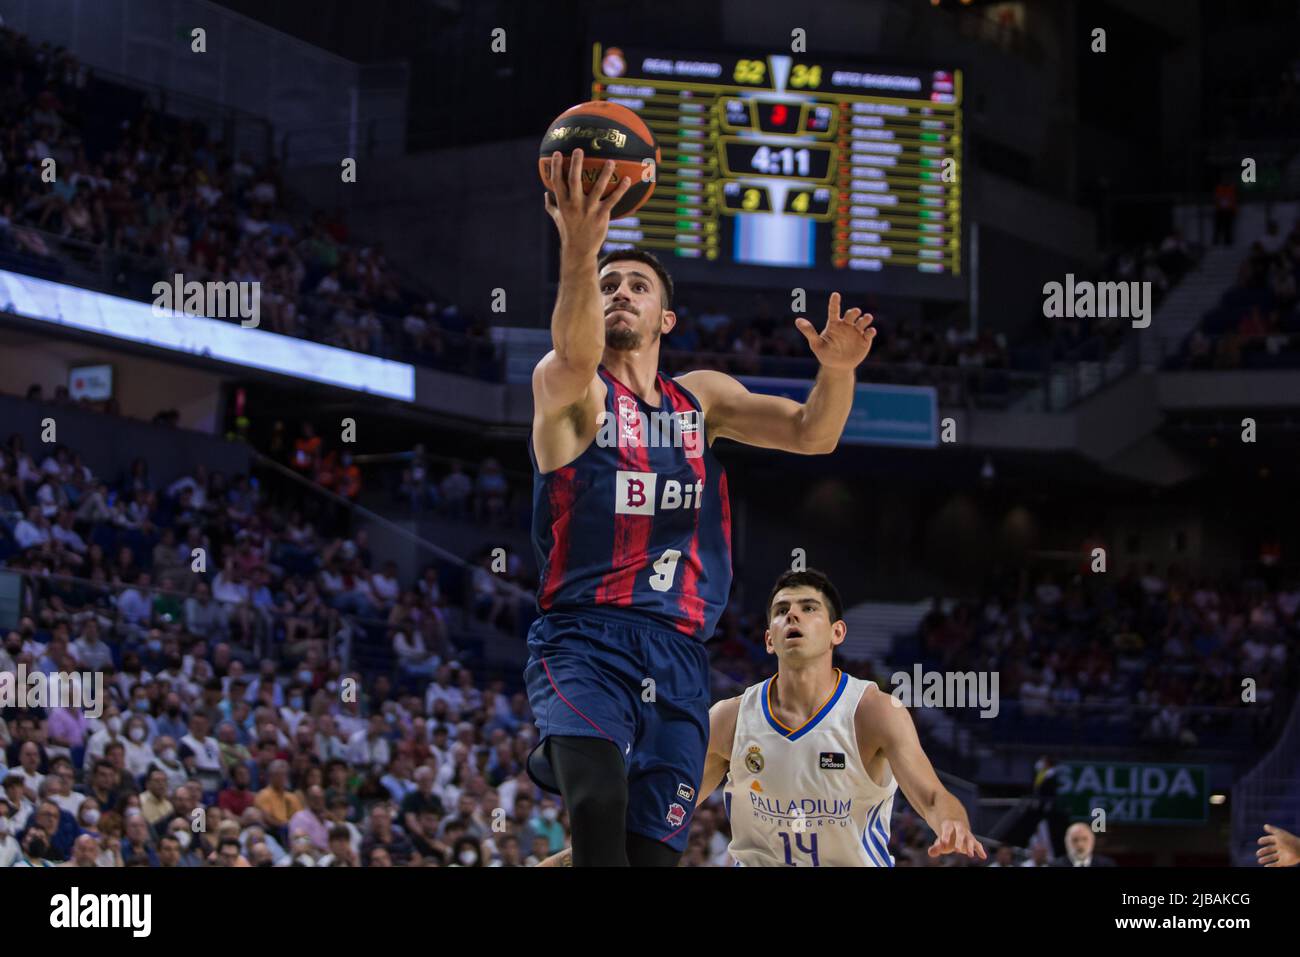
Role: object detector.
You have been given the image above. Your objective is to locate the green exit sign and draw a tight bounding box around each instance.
[1057,761,1208,825]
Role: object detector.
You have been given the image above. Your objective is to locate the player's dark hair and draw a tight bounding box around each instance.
[766,568,844,624]
[596,247,674,310]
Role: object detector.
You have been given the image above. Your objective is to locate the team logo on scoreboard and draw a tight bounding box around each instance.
[745,745,765,774]
[602,47,626,78]
[665,803,686,828]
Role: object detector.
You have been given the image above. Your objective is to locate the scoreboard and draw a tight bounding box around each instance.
[587,42,965,300]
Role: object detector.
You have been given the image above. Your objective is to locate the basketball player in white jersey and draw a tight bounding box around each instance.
[537,568,986,867]
[700,568,986,866]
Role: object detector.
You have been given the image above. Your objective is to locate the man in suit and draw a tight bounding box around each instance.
[1050,822,1117,867]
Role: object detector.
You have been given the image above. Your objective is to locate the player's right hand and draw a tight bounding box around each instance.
[543,149,633,257]
[927,819,987,861]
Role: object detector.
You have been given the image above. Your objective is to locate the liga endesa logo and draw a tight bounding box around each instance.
[0,666,104,718]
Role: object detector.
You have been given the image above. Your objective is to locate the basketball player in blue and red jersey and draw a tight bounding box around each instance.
[525,149,878,866]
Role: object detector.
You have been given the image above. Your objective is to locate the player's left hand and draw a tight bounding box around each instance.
[1257,824,1300,866]
[795,292,877,370]
[928,819,987,860]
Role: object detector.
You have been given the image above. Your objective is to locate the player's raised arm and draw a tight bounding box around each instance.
[676,293,876,454]
[860,687,987,861]
[533,149,634,416]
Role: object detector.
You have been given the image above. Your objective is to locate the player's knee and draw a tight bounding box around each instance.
[548,736,628,823]
[566,775,627,824]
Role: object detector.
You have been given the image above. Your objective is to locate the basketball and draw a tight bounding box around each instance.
[538,100,659,219]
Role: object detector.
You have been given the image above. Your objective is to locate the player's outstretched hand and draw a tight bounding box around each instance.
[795,292,877,371]
[1257,823,1300,867]
[927,819,987,861]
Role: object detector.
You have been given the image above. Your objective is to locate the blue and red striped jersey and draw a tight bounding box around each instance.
[530,365,733,642]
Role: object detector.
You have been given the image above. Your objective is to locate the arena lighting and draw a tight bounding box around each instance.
[1209,794,1227,805]
[0,268,416,401]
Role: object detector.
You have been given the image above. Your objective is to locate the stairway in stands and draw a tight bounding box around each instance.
[1141,202,1298,371]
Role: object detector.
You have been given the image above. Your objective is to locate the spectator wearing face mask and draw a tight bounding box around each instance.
[154,699,189,743]
[12,825,55,867]
[123,716,154,780]
[149,736,188,791]
[28,801,78,862]
[163,818,204,867]
[449,835,484,867]
[81,710,126,773]
[530,798,566,853]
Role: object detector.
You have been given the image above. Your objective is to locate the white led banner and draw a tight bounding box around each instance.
[0,269,416,401]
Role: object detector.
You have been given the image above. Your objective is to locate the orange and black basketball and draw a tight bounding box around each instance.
[538,101,659,219]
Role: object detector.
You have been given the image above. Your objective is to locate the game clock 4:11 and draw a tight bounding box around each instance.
[720,141,834,181]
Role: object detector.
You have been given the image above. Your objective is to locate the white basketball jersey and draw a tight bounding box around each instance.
[723,670,897,867]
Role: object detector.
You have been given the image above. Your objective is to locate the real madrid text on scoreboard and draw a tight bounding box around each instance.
[588,42,965,300]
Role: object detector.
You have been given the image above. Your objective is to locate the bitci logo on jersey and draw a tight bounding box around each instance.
[615,470,704,515]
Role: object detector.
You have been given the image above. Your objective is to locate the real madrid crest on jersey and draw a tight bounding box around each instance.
[744,744,764,774]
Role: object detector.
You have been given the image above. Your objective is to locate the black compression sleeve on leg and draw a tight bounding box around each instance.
[547,735,629,866]
[626,831,683,867]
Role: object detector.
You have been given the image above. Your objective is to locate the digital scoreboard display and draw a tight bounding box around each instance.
[588,42,964,300]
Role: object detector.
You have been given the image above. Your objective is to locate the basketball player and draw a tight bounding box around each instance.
[704,568,986,866]
[537,568,985,867]
[526,149,878,866]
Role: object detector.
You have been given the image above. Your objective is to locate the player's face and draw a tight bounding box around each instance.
[765,586,845,662]
[598,263,675,351]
